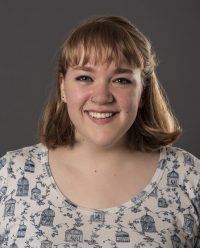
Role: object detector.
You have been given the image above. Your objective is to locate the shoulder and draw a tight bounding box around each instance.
[2,143,46,157]
[0,143,47,171]
[164,145,199,169]
[0,143,48,189]
[164,145,200,197]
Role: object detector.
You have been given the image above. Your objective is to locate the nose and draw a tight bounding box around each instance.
[91,82,114,104]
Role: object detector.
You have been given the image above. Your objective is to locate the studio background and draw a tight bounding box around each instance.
[0,0,199,157]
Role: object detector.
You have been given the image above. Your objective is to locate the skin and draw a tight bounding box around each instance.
[48,54,160,209]
[60,57,143,152]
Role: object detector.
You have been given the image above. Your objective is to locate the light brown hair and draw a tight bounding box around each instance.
[39,15,182,151]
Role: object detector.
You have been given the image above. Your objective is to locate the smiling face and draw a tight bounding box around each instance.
[60,56,143,150]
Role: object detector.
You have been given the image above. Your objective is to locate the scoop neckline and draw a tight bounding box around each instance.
[40,143,167,214]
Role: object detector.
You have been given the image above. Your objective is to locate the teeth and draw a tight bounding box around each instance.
[88,112,114,119]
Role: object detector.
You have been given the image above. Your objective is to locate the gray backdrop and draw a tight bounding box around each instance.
[0,0,199,157]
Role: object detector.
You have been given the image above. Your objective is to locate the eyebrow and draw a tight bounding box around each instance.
[73,66,134,74]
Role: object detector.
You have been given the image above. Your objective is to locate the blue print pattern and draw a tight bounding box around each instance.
[0,144,200,247]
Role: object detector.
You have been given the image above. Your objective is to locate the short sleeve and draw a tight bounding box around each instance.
[0,154,7,170]
[192,155,200,247]
[172,148,200,247]
[0,153,8,201]
[193,155,200,213]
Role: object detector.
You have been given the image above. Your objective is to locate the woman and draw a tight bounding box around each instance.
[0,15,199,247]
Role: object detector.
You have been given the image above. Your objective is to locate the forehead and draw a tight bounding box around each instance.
[71,61,136,75]
[68,45,137,69]
[80,54,131,68]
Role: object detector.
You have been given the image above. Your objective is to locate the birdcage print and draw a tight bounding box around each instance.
[158,159,167,169]
[0,186,7,194]
[64,199,78,211]
[40,207,55,226]
[17,223,27,238]
[31,186,41,201]
[42,163,52,177]
[183,214,194,234]
[141,214,156,233]
[65,228,83,243]
[40,239,53,248]
[132,191,146,204]
[0,234,5,246]
[196,180,200,198]
[24,160,35,173]
[4,198,16,217]
[0,157,6,169]
[149,187,158,197]
[90,211,105,223]
[158,197,168,208]
[115,230,130,242]
[16,176,29,196]
[183,153,194,166]
[171,234,181,248]
[192,198,200,216]
[9,242,18,248]
[167,170,179,187]
[0,186,7,201]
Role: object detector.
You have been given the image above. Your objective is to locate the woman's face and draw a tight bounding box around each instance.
[60,56,143,149]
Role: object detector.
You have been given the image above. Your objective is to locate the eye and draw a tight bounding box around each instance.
[75,75,93,82]
[113,78,132,85]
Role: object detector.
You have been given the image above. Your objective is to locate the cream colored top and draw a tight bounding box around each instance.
[0,143,200,247]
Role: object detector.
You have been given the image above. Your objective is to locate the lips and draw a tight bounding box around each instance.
[84,110,118,120]
[88,112,115,119]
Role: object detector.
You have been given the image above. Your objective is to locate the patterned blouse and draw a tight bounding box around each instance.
[0,143,199,248]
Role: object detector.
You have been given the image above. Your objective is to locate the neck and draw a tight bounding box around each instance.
[76,134,130,154]
[64,138,137,173]
[74,129,131,154]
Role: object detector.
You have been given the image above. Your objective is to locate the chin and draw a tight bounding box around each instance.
[89,136,126,149]
[76,130,127,149]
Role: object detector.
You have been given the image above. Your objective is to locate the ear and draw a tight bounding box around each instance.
[59,74,67,103]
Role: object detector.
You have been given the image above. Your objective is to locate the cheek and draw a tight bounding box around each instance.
[65,87,89,109]
[119,91,141,114]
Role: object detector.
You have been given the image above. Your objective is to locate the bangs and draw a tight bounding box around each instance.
[60,20,144,71]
